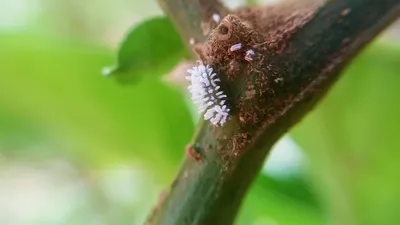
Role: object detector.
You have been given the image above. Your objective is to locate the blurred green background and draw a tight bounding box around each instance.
[0,0,399,225]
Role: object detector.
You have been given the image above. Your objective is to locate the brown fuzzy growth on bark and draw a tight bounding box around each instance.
[198,1,322,157]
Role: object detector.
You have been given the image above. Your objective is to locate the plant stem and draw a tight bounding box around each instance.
[147,0,400,224]
[158,0,228,48]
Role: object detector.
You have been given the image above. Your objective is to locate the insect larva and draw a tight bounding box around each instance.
[186,61,230,126]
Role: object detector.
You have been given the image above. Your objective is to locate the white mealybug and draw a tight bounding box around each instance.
[186,61,230,126]
[189,37,195,45]
[212,13,221,23]
[245,49,255,61]
[230,43,242,52]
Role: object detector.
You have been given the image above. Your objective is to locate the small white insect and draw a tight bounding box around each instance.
[186,61,230,126]
[189,37,196,45]
[230,43,242,52]
[245,49,255,61]
[212,13,221,23]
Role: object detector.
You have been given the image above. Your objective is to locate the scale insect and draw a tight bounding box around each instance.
[186,61,230,126]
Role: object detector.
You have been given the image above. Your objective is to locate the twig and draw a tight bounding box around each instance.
[148,0,400,224]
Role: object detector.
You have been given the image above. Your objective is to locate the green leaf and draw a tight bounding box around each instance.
[291,41,400,225]
[0,33,193,178]
[103,17,187,84]
[238,175,324,225]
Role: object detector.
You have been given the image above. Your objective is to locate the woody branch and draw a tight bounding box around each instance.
[147,0,400,225]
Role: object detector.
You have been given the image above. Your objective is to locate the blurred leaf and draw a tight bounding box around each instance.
[254,175,320,207]
[291,41,400,225]
[103,17,187,84]
[0,109,46,150]
[0,33,193,178]
[238,175,324,225]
